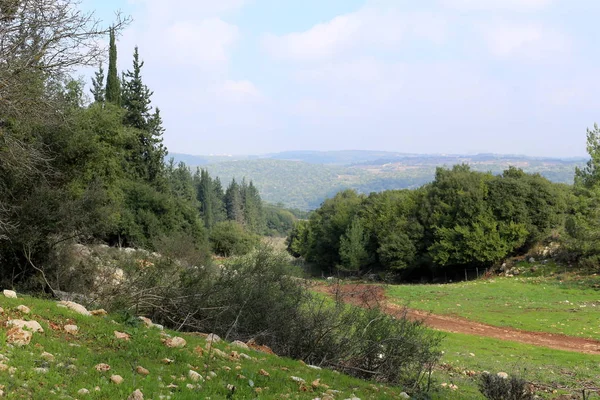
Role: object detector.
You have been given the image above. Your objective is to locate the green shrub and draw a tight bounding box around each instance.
[478,373,534,400]
[209,221,259,257]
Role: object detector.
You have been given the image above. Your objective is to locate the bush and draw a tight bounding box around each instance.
[209,221,259,257]
[479,373,534,400]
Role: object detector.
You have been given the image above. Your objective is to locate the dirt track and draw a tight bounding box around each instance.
[316,283,600,355]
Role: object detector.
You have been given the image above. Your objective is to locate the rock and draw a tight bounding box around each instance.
[90,309,107,316]
[211,348,227,358]
[41,352,55,361]
[164,337,186,348]
[136,366,150,376]
[291,376,305,383]
[77,389,90,395]
[152,323,164,330]
[399,393,410,399]
[497,372,509,379]
[3,289,17,298]
[0,363,8,371]
[6,327,32,346]
[110,374,124,384]
[16,305,30,314]
[528,257,535,263]
[7,319,44,333]
[161,358,174,364]
[188,370,203,382]
[94,363,110,372]
[64,325,79,334]
[128,389,144,400]
[231,340,249,350]
[206,333,221,344]
[57,301,91,316]
[259,369,270,377]
[34,367,49,374]
[307,365,322,370]
[114,331,130,340]
[139,316,153,327]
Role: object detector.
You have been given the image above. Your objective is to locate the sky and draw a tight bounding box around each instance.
[80,0,600,157]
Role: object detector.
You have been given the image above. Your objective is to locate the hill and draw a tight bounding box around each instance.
[0,291,406,399]
[170,151,585,210]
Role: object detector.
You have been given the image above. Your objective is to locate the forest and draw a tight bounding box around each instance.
[287,142,600,280]
[0,6,296,287]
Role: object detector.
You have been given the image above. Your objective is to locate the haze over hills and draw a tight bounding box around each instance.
[170,151,586,210]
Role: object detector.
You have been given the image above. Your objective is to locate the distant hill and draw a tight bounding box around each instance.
[170,151,586,210]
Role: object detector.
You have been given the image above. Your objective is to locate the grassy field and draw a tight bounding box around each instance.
[433,332,600,399]
[0,294,408,399]
[387,265,600,339]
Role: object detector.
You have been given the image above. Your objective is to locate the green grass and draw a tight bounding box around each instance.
[431,332,600,400]
[0,294,408,399]
[386,268,600,339]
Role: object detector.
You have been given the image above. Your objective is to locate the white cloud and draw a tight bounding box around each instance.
[480,21,569,61]
[216,80,263,103]
[442,0,552,12]
[263,8,446,62]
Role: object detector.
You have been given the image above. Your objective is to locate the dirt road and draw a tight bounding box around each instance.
[316,283,600,355]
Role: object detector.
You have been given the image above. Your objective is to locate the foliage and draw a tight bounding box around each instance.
[478,374,534,400]
[209,221,260,257]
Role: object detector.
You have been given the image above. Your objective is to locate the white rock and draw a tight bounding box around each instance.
[77,388,90,395]
[57,301,91,316]
[64,325,79,334]
[7,319,44,333]
[399,393,410,399]
[164,337,186,348]
[497,372,509,379]
[188,370,203,382]
[34,367,49,374]
[110,374,124,384]
[41,352,55,361]
[3,290,17,298]
[127,389,144,400]
[231,340,249,350]
[16,305,30,314]
[206,333,221,343]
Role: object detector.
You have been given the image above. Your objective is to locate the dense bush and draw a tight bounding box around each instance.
[209,221,260,257]
[478,373,534,400]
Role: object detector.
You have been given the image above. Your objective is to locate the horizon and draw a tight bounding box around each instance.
[82,0,599,158]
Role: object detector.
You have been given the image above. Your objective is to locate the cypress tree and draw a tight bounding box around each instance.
[122,46,152,130]
[225,179,244,224]
[90,64,105,103]
[105,27,120,105]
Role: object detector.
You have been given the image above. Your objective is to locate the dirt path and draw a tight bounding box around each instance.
[315,283,600,355]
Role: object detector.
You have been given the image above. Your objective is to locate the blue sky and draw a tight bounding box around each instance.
[81,0,600,157]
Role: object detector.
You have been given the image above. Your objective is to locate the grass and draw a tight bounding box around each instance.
[0,294,408,399]
[386,264,600,339]
[432,332,600,399]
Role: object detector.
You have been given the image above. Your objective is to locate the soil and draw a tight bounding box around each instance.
[315,283,600,355]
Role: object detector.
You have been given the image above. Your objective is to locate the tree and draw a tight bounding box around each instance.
[90,64,105,103]
[575,123,600,188]
[242,180,264,233]
[105,26,121,105]
[225,179,244,224]
[339,217,369,272]
[122,46,152,129]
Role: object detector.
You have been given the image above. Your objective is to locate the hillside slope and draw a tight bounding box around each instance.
[0,292,406,399]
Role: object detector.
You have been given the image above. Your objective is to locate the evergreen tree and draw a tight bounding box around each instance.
[122,46,152,130]
[145,107,167,183]
[105,27,120,105]
[225,179,244,224]
[90,64,105,103]
[243,180,264,233]
[339,217,369,271]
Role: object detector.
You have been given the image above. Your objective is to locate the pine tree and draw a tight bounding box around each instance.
[243,180,264,233]
[225,179,244,224]
[122,46,152,130]
[90,64,105,103]
[105,27,121,105]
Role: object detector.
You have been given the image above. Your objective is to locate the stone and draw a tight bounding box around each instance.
[136,366,150,376]
[164,337,186,348]
[64,325,79,334]
[41,352,55,361]
[7,319,44,333]
[291,376,305,383]
[3,289,17,298]
[57,301,91,316]
[161,358,174,364]
[206,333,221,344]
[94,363,111,372]
[90,309,107,316]
[127,389,144,400]
[497,372,509,379]
[139,316,153,327]
[231,340,249,350]
[528,257,535,263]
[188,370,203,382]
[16,305,30,314]
[114,331,131,340]
[6,327,32,346]
[77,389,90,395]
[110,375,124,384]
[152,323,164,330]
[34,367,49,374]
[399,393,410,399]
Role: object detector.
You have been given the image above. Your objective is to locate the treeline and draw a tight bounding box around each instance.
[288,165,572,278]
[0,6,293,286]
